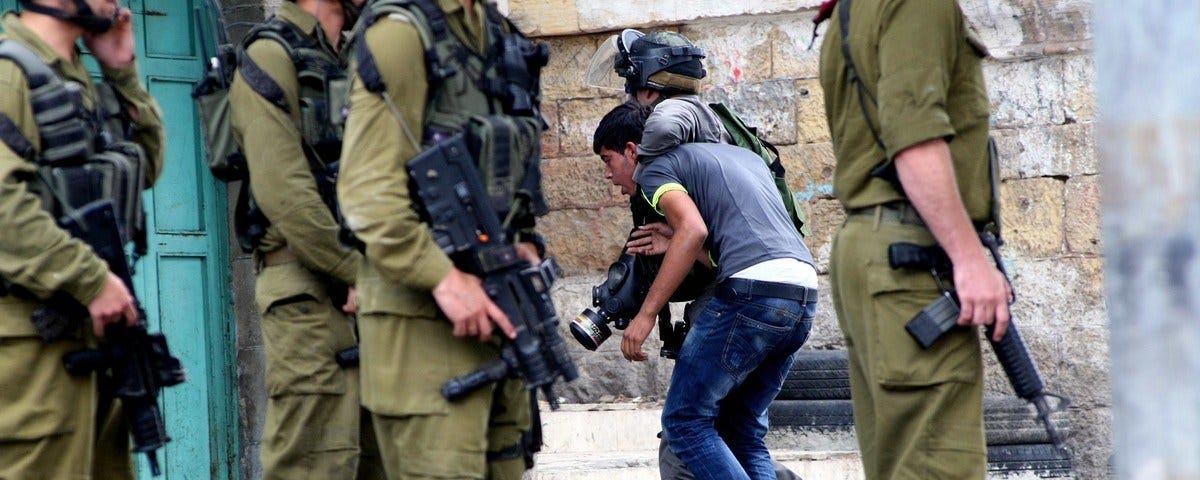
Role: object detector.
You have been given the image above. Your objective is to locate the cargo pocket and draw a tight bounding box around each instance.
[0,337,89,440]
[865,253,981,388]
[257,264,351,397]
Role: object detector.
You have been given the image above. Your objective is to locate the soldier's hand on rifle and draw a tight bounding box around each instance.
[626,222,673,256]
[433,268,517,342]
[952,255,1012,341]
[516,242,541,266]
[88,271,138,338]
[84,8,135,69]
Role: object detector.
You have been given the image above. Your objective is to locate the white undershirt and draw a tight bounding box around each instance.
[730,258,818,288]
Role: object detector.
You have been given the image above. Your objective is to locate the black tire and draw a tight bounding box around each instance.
[767,399,855,428]
[984,396,1072,446]
[987,443,1073,477]
[777,350,851,401]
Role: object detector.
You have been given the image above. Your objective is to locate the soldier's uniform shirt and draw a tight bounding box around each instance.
[228,3,382,479]
[338,0,532,478]
[0,11,164,479]
[819,0,991,479]
[821,0,993,222]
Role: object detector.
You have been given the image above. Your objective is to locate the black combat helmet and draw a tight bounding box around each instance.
[18,0,116,33]
[616,30,707,94]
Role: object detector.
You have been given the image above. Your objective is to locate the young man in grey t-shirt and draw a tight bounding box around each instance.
[603,111,819,479]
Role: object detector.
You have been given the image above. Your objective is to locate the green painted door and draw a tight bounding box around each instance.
[0,1,239,478]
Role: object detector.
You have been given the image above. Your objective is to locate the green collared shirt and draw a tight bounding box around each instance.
[229,2,362,286]
[819,0,994,221]
[0,12,165,336]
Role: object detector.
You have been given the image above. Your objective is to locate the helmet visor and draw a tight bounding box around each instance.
[583,35,624,91]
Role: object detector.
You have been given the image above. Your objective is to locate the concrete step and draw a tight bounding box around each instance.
[529,403,1073,480]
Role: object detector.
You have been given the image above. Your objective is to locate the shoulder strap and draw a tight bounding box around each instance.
[355,0,458,94]
[237,19,332,113]
[839,0,902,184]
[0,39,66,161]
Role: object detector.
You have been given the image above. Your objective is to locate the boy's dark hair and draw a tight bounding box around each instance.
[592,101,651,154]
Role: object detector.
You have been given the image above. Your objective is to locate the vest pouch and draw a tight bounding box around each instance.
[299,94,341,163]
[36,82,95,164]
[40,142,145,246]
[326,76,350,141]
[195,85,246,182]
[461,115,546,223]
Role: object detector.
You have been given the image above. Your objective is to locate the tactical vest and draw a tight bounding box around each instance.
[233,17,351,251]
[0,38,147,254]
[354,0,549,232]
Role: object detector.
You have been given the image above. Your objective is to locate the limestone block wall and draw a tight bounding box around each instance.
[516,0,1108,477]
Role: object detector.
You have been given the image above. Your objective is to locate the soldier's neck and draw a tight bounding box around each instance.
[19,11,84,61]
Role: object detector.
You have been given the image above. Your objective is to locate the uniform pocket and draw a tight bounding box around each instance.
[257,263,353,397]
[0,337,89,440]
[866,263,982,388]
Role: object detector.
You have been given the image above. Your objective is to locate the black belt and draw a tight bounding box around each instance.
[846,201,925,227]
[720,278,818,303]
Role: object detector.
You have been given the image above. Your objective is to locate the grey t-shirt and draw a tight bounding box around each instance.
[637,96,732,158]
[636,143,814,283]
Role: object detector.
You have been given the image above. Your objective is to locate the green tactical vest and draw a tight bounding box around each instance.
[354,0,549,231]
[0,38,148,253]
[231,18,351,251]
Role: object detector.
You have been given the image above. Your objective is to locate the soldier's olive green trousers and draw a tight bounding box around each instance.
[256,262,385,480]
[358,312,530,480]
[0,336,133,480]
[830,212,987,480]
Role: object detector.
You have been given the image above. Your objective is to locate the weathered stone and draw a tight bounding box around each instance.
[778,142,836,201]
[558,96,625,157]
[575,0,822,33]
[1066,407,1114,480]
[542,156,625,211]
[1065,175,1102,255]
[541,101,561,158]
[960,0,1044,60]
[985,57,1067,129]
[706,79,801,145]
[1061,53,1096,124]
[680,20,776,85]
[1000,177,1066,257]
[540,34,611,100]
[541,207,632,275]
[1037,0,1093,45]
[507,0,581,37]
[794,78,829,144]
[774,13,824,80]
[803,198,846,274]
[993,122,1097,179]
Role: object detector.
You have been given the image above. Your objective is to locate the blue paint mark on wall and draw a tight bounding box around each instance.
[795,182,835,202]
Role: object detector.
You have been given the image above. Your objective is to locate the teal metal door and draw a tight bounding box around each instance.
[0,1,239,478]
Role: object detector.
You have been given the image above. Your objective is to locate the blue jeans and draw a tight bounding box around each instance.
[663,284,816,480]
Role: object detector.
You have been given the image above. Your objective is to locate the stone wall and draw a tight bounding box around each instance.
[518,0,1109,477]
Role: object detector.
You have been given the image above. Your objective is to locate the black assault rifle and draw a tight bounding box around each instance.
[888,232,1070,455]
[32,200,186,476]
[408,134,578,410]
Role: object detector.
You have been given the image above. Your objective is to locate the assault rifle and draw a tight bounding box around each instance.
[888,233,1070,455]
[33,200,186,476]
[408,134,578,410]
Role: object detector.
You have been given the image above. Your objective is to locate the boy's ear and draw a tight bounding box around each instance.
[625,141,639,159]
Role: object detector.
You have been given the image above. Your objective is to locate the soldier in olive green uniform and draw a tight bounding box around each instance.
[819,0,1012,478]
[228,0,384,478]
[0,1,165,478]
[338,0,549,478]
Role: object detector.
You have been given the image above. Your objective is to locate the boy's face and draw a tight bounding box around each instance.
[599,142,638,196]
